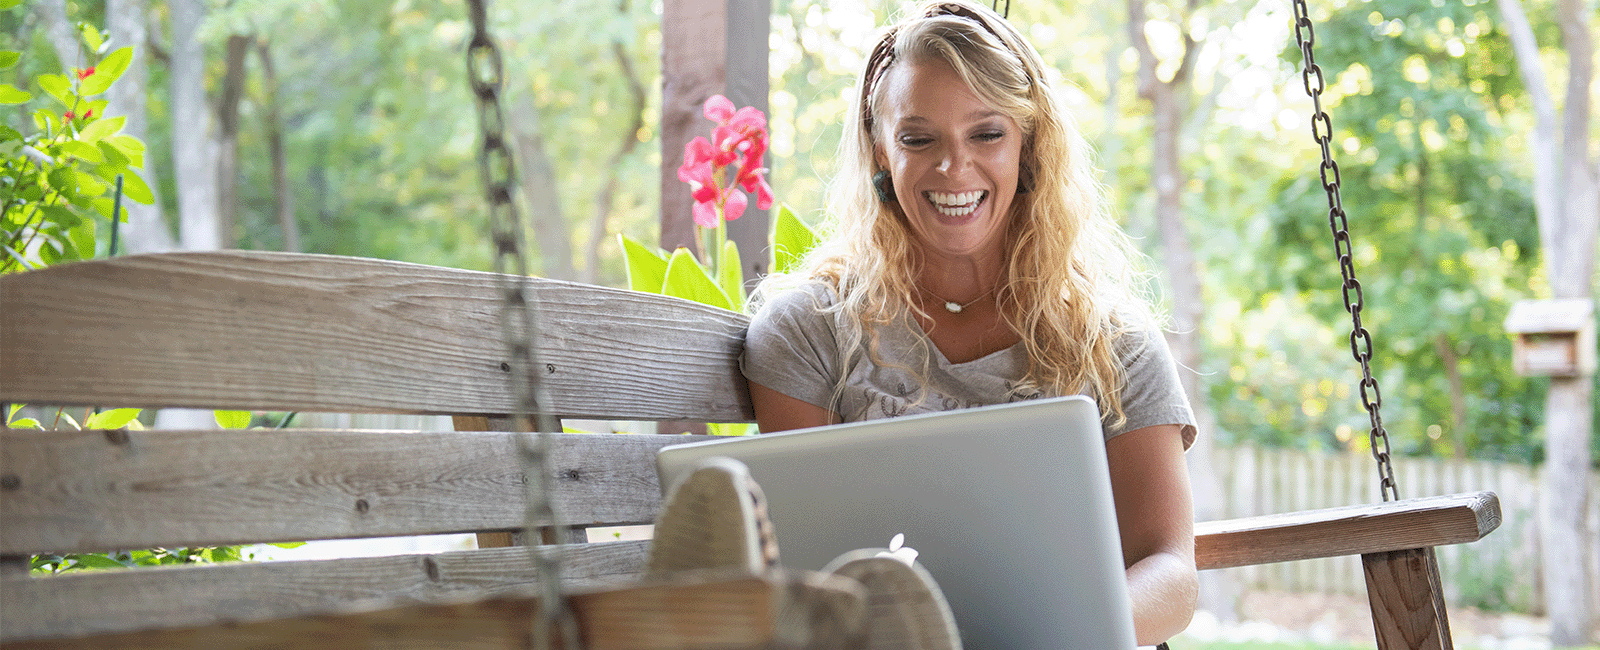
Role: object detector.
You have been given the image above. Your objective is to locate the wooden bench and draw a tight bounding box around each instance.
[1,251,1501,649]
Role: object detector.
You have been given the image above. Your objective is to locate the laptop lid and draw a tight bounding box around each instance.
[655,395,1137,649]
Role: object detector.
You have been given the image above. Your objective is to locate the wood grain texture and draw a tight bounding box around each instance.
[1,541,649,642]
[0,251,755,421]
[1194,491,1500,571]
[3,571,865,650]
[1,429,714,554]
[1362,547,1452,650]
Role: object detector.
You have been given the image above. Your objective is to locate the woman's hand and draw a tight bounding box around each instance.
[748,380,839,433]
[1106,423,1199,645]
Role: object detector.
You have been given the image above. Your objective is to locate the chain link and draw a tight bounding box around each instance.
[465,1,583,647]
[1291,0,1398,502]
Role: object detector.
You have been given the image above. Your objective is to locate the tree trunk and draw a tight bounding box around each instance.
[256,40,299,253]
[32,0,78,70]
[169,0,222,252]
[105,0,175,255]
[1433,334,1468,460]
[216,34,253,250]
[583,35,648,285]
[1498,0,1597,643]
[507,98,577,281]
[1127,0,1236,624]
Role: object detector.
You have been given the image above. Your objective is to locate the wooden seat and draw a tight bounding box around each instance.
[0,251,1500,649]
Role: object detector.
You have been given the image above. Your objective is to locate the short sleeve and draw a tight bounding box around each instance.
[740,283,842,410]
[1105,328,1199,450]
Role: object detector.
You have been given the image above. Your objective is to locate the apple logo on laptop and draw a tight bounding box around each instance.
[876,532,920,566]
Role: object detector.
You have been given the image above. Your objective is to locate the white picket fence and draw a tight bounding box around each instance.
[1204,445,1600,614]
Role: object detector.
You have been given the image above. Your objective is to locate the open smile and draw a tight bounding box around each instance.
[925,190,988,218]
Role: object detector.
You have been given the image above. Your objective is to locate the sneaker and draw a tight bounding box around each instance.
[647,456,781,578]
[823,549,963,650]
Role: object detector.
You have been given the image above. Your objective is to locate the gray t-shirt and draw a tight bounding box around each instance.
[741,281,1197,448]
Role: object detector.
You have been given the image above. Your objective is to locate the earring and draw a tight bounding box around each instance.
[872,170,897,203]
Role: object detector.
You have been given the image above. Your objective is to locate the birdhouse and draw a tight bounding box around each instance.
[1504,299,1596,377]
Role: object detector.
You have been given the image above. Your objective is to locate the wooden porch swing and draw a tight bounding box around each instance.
[0,1,1500,649]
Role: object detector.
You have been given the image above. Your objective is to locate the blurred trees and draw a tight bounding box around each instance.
[3,0,1590,470]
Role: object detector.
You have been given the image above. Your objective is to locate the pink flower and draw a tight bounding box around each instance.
[682,95,774,226]
[75,67,94,80]
[703,95,736,122]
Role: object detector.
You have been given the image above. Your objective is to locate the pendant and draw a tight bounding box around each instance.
[945,301,963,314]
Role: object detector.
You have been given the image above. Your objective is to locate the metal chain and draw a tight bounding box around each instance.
[464,1,583,647]
[1291,0,1398,502]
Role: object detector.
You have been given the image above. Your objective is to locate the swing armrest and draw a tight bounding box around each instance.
[1,570,866,650]
[1194,491,1501,571]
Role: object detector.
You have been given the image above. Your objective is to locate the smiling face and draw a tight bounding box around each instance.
[874,58,1025,267]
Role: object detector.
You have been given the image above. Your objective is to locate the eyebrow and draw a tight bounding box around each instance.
[897,109,1008,125]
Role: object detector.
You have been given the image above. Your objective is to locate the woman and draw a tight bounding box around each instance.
[741,1,1199,644]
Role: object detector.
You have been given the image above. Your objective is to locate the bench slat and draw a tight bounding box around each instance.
[0,251,755,422]
[0,541,650,643]
[1194,491,1500,571]
[3,570,865,650]
[2,430,710,554]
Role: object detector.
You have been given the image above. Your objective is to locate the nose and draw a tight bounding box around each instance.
[936,142,972,175]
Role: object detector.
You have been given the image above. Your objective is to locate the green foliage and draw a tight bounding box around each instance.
[32,545,257,575]
[214,409,253,429]
[1239,0,1544,461]
[0,20,151,273]
[771,204,819,274]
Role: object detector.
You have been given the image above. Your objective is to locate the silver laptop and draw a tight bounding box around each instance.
[656,395,1137,649]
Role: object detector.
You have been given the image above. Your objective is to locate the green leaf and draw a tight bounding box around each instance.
[618,233,668,293]
[106,135,145,169]
[0,83,30,104]
[46,168,77,198]
[718,238,745,313]
[706,422,756,436]
[79,48,131,96]
[214,410,252,429]
[0,51,17,70]
[56,411,80,430]
[59,141,103,164]
[0,0,20,10]
[96,140,130,167]
[268,541,307,549]
[661,248,732,311]
[36,74,71,107]
[0,124,20,142]
[85,408,141,430]
[69,553,131,570]
[117,170,153,204]
[66,217,94,259]
[771,204,819,274]
[78,115,124,142]
[33,108,58,134]
[41,204,81,228]
[80,24,104,54]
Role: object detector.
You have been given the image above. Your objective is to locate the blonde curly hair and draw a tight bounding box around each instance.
[756,0,1158,426]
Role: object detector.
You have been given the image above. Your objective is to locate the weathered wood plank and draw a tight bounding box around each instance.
[0,251,755,421]
[1,541,650,643]
[3,571,866,650]
[1362,547,1452,650]
[1,430,711,554]
[1194,492,1500,571]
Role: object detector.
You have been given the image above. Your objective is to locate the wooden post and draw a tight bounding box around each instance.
[1361,547,1452,650]
[660,0,771,280]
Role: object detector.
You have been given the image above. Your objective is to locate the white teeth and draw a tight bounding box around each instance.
[926,191,987,217]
